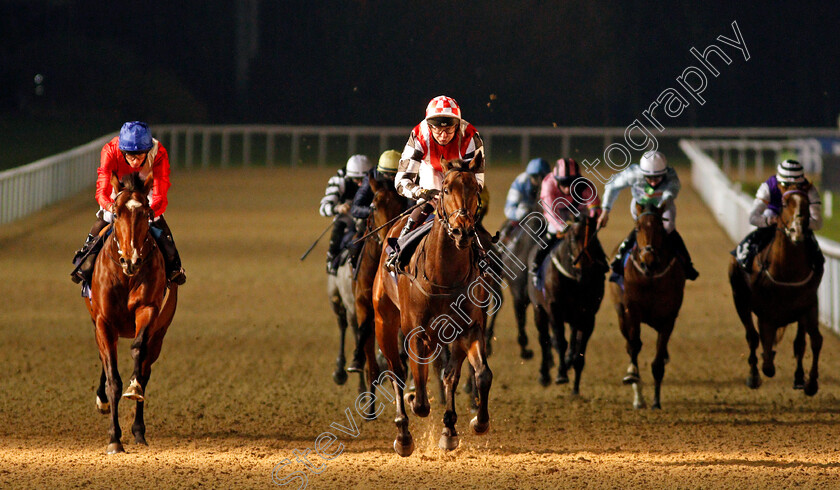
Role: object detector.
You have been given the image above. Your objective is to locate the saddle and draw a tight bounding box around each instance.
[385,219,435,271]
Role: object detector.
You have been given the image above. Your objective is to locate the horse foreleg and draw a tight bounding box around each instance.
[404,333,431,418]
[96,320,123,454]
[651,321,675,410]
[758,318,777,378]
[331,296,349,386]
[126,307,156,403]
[620,309,645,409]
[534,305,553,386]
[803,306,822,396]
[362,333,380,420]
[514,292,533,359]
[440,343,465,451]
[466,335,492,436]
[792,322,807,390]
[548,301,569,385]
[570,321,594,396]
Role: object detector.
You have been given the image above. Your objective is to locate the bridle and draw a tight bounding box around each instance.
[109,190,156,272]
[437,170,478,242]
[778,189,809,241]
[631,209,672,277]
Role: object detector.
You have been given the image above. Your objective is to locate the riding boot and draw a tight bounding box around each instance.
[530,233,558,287]
[611,229,637,276]
[151,217,186,285]
[385,217,417,271]
[668,230,699,280]
[70,218,109,284]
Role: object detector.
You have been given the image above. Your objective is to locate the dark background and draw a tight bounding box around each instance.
[2,1,838,129]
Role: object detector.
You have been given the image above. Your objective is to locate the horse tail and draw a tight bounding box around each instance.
[774,325,787,346]
[155,284,179,334]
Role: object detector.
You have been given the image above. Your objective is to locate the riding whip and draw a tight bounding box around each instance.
[300,219,335,261]
[350,200,427,246]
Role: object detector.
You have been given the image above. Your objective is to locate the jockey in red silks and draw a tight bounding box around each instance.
[732,159,824,270]
[385,95,486,270]
[529,158,608,285]
[71,121,186,286]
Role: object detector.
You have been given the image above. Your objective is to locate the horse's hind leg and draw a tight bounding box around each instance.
[803,306,822,396]
[792,322,807,390]
[548,302,569,385]
[651,321,675,410]
[534,305,553,386]
[96,369,110,414]
[729,264,760,388]
[96,321,124,454]
[467,334,492,436]
[440,342,466,451]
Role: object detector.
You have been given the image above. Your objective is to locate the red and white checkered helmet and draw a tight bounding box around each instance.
[425,96,461,125]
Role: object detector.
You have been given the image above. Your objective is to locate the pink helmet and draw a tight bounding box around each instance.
[425,96,462,125]
[553,158,580,186]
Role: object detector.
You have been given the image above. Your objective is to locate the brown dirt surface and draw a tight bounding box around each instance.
[1,165,840,489]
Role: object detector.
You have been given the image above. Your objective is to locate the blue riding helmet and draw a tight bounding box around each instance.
[526,158,550,176]
[119,121,153,152]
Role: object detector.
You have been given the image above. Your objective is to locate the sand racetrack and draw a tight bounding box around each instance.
[1,165,840,489]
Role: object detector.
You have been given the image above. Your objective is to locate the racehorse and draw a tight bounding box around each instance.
[729,189,823,394]
[83,172,178,453]
[372,153,491,457]
[527,214,605,394]
[609,201,684,409]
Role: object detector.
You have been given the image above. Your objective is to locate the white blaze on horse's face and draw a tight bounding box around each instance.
[126,198,143,211]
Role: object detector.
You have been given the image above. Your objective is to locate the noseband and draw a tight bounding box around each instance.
[779,190,809,240]
[110,190,156,270]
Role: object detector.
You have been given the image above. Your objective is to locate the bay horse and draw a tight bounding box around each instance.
[729,189,823,394]
[83,172,178,453]
[609,202,684,409]
[527,214,605,394]
[372,153,492,457]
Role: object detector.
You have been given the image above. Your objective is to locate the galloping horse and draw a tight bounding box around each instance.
[729,189,823,394]
[528,215,605,394]
[609,202,684,409]
[83,173,178,453]
[326,256,362,387]
[372,154,491,457]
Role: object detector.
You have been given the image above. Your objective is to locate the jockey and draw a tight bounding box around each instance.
[597,150,698,280]
[530,158,607,285]
[385,95,485,270]
[350,150,403,223]
[502,158,551,238]
[71,121,186,286]
[732,159,824,270]
[320,154,372,275]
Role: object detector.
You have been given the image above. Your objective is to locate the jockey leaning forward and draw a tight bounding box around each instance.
[596,150,698,281]
[319,154,372,275]
[732,159,824,270]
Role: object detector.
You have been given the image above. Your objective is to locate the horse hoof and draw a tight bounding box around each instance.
[106,442,125,454]
[134,433,148,445]
[122,380,145,401]
[393,437,415,457]
[520,348,534,360]
[555,373,569,385]
[622,374,640,385]
[538,373,551,387]
[762,365,775,378]
[470,416,490,435]
[332,369,348,385]
[633,400,646,410]
[96,396,110,414]
[438,434,459,451]
[804,382,819,397]
[746,375,762,389]
[793,382,805,390]
[571,388,580,396]
[651,402,661,410]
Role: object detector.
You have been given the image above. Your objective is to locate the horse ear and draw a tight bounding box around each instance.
[143,172,154,195]
[110,172,122,193]
[634,201,644,215]
[468,148,484,173]
[440,159,453,173]
[369,177,380,192]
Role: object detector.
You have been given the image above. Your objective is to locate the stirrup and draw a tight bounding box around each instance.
[168,267,186,285]
[385,251,399,272]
